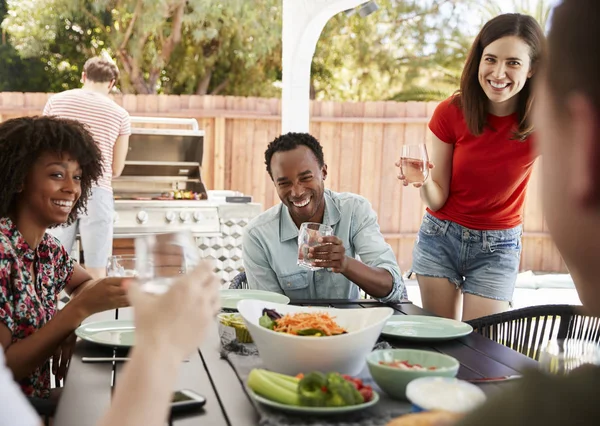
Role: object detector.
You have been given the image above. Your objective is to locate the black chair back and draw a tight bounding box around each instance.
[466,304,600,361]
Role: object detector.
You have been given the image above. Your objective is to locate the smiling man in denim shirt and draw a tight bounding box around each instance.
[242,133,404,302]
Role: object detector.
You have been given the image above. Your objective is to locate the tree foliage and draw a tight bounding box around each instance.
[163,1,281,96]
[2,0,281,94]
[474,0,554,30]
[1,0,546,101]
[312,0,476,101]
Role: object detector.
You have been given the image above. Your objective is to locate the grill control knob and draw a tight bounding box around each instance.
[179,211,191,222]
[136,211,148,224]
[193,211,204,222]
[165,211,176,223]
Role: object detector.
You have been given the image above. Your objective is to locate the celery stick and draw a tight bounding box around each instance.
[248,369,300,406]
[262,370,300,386]
[260,370,299,393]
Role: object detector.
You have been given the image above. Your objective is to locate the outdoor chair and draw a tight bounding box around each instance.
[466,304,600,361]
[229,271,249,289]
[28,377,62,426]
[28,397,55,426]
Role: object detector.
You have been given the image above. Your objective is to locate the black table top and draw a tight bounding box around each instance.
[54,300,539,426]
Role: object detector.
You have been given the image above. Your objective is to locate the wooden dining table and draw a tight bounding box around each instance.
[54,299,539,426]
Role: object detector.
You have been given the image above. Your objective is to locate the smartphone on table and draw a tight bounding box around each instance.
[170,389,207,415]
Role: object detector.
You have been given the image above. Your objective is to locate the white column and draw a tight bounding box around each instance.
[281,0,370,133]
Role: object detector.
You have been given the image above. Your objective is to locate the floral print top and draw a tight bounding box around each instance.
[0,217,74,398]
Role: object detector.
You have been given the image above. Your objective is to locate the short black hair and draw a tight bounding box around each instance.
[0,116,103,226]
[264,132,325,179]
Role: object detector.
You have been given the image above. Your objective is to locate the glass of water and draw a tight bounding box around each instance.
[399,143,430,185]
[106,255,138,278]
[297,222,334,271]
[134,231,200,294]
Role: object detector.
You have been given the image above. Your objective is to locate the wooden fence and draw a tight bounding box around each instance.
[0,92,567,273]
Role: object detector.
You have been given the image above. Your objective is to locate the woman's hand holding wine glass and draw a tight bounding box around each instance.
[395,143,434,188]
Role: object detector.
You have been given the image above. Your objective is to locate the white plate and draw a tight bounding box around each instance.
[219,289,290,310]
[382,315,473,341]
[248,388,380,415]
[75,320,135,348]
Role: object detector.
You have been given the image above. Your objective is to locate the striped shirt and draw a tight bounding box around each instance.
[43,89,131,192]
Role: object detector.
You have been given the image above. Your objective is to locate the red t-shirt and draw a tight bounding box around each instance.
[427,96,536,230]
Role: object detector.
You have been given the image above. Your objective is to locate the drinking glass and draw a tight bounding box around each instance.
[106,255,138,278]
[297,222,334,271]
[399,144,430,185]
[134,231,200,294]
[538,338,600,375]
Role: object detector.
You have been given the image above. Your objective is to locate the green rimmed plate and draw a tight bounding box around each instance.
[382,315,473,341]
[247,388,380,415]
[219,289,290,311]
[75,320,135,348]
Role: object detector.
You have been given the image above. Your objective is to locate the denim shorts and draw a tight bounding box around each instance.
[48,187,114,268]
[410,212,522,302]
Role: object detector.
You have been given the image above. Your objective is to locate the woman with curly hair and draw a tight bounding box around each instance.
[0,116,129,401]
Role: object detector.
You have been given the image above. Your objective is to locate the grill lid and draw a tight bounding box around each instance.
[119,161,201,180]
[116,116,204,180]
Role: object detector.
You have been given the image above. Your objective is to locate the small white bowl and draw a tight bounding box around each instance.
[237,300,393,376]
[406,377,487,413]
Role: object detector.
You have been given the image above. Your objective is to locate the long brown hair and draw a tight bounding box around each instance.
[454,13,545,140]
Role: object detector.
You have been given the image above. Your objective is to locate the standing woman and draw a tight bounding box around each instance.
[398,14,545,321]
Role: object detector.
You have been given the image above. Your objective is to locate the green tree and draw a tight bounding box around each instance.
[2,0,281,95]
[1,0,490,100]
[311,0,476,101]
[0,0,80,92]
[474,0,554,30]
[162,0,281,96]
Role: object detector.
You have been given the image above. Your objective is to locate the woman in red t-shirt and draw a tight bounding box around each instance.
[397,14,545,321]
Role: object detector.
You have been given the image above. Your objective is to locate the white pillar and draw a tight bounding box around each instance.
[281,0,370,133]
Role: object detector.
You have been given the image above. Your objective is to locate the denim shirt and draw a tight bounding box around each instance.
[242,190,404,302]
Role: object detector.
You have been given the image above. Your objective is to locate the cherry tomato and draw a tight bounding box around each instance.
[359,387,373,402]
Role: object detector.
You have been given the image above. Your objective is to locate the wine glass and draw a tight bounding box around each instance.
[538,338,600,375]
[399,144,430,185]
[297,222,334,270]
[134,231,200,294]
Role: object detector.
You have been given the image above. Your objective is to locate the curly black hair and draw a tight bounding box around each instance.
[0,116,103,226]
[264,132,325,179]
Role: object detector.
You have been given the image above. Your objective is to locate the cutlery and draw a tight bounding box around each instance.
[467,375,522,383]
[82,357,189,363]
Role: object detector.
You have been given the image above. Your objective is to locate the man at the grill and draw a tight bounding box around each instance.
[43,56,131,279]
[242,132,405,301]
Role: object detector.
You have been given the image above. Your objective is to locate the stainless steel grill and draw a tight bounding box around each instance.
[110,116,262,286]
[112,116,221,238]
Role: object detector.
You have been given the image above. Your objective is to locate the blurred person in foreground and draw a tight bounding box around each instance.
[457,0,600,424]
[0,261,221,426]
[389,1,600,425]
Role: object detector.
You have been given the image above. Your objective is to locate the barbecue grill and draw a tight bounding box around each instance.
[108,116,262,284]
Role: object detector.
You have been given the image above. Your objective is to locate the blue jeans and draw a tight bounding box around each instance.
[411,212,522,302]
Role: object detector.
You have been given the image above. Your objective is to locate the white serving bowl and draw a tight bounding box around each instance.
[237,300,394,376]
